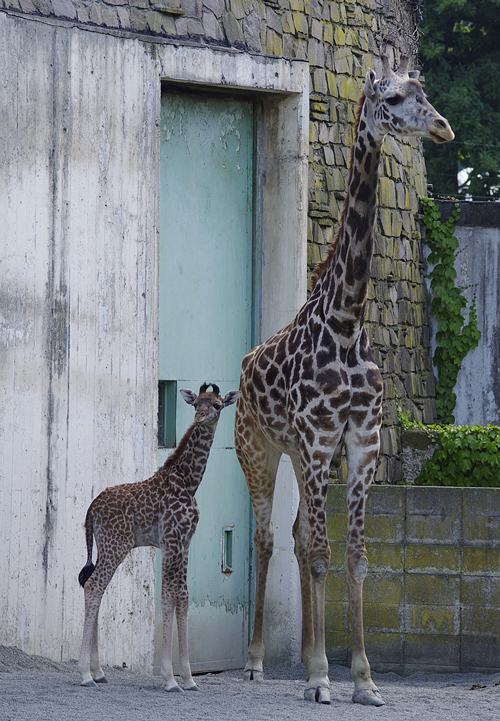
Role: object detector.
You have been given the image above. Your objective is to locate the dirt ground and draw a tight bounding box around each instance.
[1,645,499,721]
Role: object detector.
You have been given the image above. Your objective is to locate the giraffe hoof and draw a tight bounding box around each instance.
[304,686,331,704]
[184,682,201,691]
[80,679,99,688]
[94,675,108,684]
[243,668,264,682]
[165,684,183,693]
[352,689,385,706]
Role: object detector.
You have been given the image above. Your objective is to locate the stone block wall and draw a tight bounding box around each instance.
[326,484,500,674]
[1,0,436,480]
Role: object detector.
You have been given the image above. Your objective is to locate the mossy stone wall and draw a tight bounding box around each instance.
[1,0,435,480]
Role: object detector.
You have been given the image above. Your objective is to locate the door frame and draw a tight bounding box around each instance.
[155,43,309,667]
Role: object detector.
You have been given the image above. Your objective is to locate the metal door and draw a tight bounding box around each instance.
[156,90,256,672]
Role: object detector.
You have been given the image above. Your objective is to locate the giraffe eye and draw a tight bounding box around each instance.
[213,403,222,411]
[386,95,403,106]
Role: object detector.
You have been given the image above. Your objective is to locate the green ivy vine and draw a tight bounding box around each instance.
[420,197,481,424]
[398,411,500,487]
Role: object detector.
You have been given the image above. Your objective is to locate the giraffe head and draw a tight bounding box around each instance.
[363,54,454,144]
[180,383,240,426]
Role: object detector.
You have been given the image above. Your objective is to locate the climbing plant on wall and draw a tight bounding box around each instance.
[420,197,481,423]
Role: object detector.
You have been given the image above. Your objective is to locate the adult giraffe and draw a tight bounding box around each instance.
[234,55,454,706]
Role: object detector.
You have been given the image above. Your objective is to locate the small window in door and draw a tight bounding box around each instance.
[158,380,177,448]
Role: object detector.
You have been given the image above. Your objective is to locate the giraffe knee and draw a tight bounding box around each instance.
[310,556,329,579]
[347,555,368,584]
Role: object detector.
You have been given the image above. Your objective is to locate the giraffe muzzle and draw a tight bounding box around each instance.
[428,117,455,144]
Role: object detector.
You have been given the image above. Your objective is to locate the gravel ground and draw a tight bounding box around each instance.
[1,645,499,721]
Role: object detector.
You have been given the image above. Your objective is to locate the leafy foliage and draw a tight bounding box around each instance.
[420,0,500,199]
[420,197,481,423]
[399,413,500,487]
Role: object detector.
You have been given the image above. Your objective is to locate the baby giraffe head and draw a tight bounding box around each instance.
[180,383,240,426]
[363,53,454,144]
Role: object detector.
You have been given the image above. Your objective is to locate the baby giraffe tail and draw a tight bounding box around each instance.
[78,509,96,587]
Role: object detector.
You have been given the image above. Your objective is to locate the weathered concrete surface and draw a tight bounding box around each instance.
[0,9,309,671]
[452,225,500,426]
[0,11,160,673]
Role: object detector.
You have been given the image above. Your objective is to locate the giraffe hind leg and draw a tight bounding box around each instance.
[78,578,107,687]
[78,544,133,687]
[235,424,281,682]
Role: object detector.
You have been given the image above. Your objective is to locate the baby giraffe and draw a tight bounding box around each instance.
[77,383,240,690]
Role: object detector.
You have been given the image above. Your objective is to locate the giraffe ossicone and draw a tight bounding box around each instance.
[77,383,239,691]
[235,54,453,707]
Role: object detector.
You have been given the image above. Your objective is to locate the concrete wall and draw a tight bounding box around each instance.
[326,484,500,674]
[0,9,310,670]
[426,201,500,427]
[453,225,500,426]
[0,15,160,668]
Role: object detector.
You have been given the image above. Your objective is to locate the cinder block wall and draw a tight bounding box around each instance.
[326,484,500,674]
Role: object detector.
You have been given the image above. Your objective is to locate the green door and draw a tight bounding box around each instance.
[156,91,255,673]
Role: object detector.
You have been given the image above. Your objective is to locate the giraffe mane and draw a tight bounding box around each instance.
[161,424,196,469]
[309,92,366,293]
[160,383,221,471]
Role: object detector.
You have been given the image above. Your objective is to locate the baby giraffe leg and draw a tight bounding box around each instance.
[160,554,197,692]
[176,611,198,690]
[78,534,133,687]
[175,558,199,691]
[78,580,107,687]
[160,594,181,692]
[89,613,107,683]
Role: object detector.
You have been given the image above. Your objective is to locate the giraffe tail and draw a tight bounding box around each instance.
[78,508,96,588]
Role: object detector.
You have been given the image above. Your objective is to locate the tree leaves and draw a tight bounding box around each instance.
[420,1,500,198]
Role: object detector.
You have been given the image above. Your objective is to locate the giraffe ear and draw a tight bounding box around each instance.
[180,389,197,405]
[222,390,240,407]
[364,69,377,100]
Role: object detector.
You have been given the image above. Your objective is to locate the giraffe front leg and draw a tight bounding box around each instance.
[175,557,199,691]
[303,554,331,704]
[160,596,182,692]
[292,501,330,703]
[345,438,385,707]
[347,554,384,706]
[293,456,331,704]
[160,562,183,693]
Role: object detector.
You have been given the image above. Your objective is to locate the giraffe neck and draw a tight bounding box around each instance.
[317,96,383,335]
[162,422,217,495]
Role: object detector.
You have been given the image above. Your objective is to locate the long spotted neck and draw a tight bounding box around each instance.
[163,421,218,495]
[316,95,383,334]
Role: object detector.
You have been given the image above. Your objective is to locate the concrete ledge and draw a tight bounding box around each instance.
[435,199,500,228]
